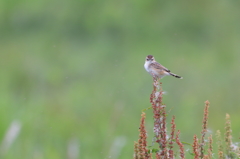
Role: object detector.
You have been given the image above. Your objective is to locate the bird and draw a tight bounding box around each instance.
[144,55,183,79]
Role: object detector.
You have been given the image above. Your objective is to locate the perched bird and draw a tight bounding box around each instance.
[144,55,183,79]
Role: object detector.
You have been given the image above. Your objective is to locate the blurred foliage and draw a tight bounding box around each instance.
[1,0,240,158]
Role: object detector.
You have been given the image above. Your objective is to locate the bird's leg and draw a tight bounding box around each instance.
[151,72,158,82]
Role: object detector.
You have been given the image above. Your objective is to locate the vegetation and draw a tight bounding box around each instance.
[134,79,239,158]
[1,0,240,158]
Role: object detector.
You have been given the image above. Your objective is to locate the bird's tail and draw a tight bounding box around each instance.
[169,72,183,79]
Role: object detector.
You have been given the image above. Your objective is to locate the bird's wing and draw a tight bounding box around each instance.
[150,62,170,72]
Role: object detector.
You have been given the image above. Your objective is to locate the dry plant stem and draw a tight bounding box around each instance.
[176,130,185,159]
[161,109,167,158]
[225,113,233,158]
[134,141,140,159]
[155,153,160,159]
[133,75,240,159]
[207,135,213,158]
[168,116,176,159]
[193,135,200,159]
[237,148,240,158]
[150,78,168,157]
[216,130,224,159]
[200,100,210,158]
[137,112,151,159]
[203,155,209,159]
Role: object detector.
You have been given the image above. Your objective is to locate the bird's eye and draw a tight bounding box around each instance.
[147,59,149,61]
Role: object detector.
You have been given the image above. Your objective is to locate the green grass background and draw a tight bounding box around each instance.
[1,0,240,158]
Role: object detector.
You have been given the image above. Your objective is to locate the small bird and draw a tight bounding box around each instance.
[144,55,183,79]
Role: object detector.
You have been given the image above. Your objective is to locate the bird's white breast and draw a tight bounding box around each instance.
[144,61,151,72]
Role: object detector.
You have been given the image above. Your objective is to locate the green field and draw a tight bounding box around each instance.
[1,0,240,158]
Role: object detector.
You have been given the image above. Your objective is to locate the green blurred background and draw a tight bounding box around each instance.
[1,0,240,158]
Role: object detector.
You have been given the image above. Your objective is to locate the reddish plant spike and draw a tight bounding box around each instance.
[200,100,210,158]
[168,116,176,159]
[134,97,155,158]
[176,130,185,159]
[203,155,209,159]
[133,141,140,159]
[155,152,161,159]
[216,130,224,159]
[151,78,161,146]
[207,135,213,158]
[136,112,152,159]
[168,149,174,159]
[160,107,167,157]
[151,78,169,158]
[193,135,200,159]
[225,113,234,158]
